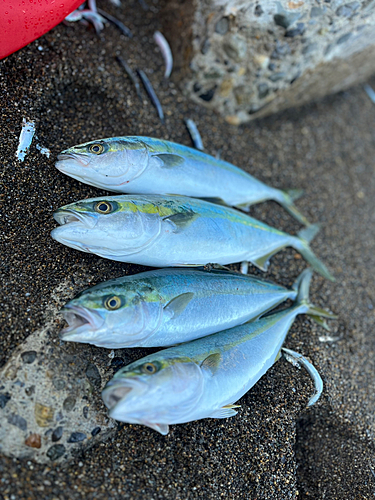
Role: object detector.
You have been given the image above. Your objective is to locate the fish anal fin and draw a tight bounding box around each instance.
[164,292,194,320]
[200,353,221,375]
[252,250,277,271]
[154,153,185,168]
[209,405,240,419]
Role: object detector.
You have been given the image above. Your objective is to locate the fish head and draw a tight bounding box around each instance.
[102,354,205,432]
[55,137,149,190]
[51,197,163,259]
[60,280,163,347]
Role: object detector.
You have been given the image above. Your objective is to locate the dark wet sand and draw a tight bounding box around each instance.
[1,1,375,498]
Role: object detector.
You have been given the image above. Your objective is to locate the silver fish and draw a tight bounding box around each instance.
[102,269,336,435]
[55,136,309,225]
[51,195,334,281]
[60,268,301,348]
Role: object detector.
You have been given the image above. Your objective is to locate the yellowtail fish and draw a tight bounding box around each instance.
[60,268,303,348]
[102,269,336,435]
[55,136,310,225]
[51,195,334,281]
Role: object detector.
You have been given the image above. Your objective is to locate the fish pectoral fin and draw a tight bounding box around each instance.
[200,353,222,375]
[275,349,282,362]
[154,153,185,168]
[146,422,170,435]
[163,292,195,320]
[200,197,227,207]
[209,405,240,419]
[163,211,197,231]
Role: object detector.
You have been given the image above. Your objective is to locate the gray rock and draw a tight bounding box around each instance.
[178,0,375,122]
[0,281,116,463]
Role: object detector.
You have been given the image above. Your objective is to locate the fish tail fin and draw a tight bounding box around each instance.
[279,188,311,226]
[295,268,338,330]
[294,225,335,282]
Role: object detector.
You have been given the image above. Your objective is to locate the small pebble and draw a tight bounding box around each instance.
[21,351,37,364]
[0,393,11,409]
[63,396,76,412]
[68,432,87,443]
[86,363,102,388]
[52,426,63,442]
[25,433,41,449]
[7,413,27,431]
[47,444,66,461]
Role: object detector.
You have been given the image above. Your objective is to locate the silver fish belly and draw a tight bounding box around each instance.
[51,195,334,280]
[102,269,336,435]
[55,136,309,225]
[60,268,299,348]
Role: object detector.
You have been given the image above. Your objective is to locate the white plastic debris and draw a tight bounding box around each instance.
[36,144,51,158]
[16,119,36,162]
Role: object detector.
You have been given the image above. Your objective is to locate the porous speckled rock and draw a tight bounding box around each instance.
[161,0,375,122]
[0,279,116,463]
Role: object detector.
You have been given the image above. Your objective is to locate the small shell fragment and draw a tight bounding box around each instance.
[153,31,173,78]
[184,119,204,151]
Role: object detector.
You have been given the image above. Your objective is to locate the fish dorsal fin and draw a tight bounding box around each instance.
[147,422,169,435]
[163,211,197,230]
[209,404,240,419]
[154,153,185,168]
[200,353,221,375]
[163,292,194,320]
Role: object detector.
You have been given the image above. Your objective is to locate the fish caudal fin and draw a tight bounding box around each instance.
[294,225,335,282]
[280,189,311,226]
[296,269,338,330]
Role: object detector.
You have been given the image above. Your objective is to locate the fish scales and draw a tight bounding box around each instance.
[51,194,334,280]
[55,136,309,225]
[60,268,298,348]
[102,269,336,434]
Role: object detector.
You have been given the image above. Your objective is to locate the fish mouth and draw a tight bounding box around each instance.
[59,305,104,341]
[102,379,146,413]
[57,152,90,167]
[53,209,96,228]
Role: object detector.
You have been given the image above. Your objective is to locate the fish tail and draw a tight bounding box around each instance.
[295,269,338,330]
[294,224,335,282]
[279,188,311,226]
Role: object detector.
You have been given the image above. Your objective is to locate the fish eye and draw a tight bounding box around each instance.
[104,296,122,310]
[89,144,104,155]
[142,363,158,375]
[95,201,112,214]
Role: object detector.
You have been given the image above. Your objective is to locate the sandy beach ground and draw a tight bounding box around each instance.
[1,1,375,498]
